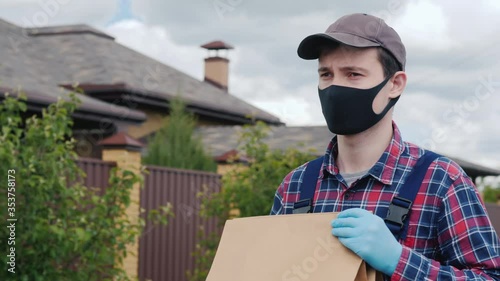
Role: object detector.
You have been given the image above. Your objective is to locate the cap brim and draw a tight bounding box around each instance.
[297,33,381,60]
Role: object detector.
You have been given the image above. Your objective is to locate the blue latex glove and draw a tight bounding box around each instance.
[331,208,402,276]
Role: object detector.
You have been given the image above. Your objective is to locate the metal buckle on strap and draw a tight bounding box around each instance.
[384,197,412,228]
[293,198,313,214]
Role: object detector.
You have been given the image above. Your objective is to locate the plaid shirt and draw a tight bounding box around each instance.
[270,122,500,280]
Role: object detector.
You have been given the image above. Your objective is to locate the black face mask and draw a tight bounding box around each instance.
[318,76,399,135]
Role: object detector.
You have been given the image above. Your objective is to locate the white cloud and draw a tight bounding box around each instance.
[392,0,456,51]
[0,0,114,27]
[485,0,500,10]
[105,20,205,81]
[231,73,323,125]
[252,96,321,126]
[396,87,500,168]
[0,0,39,6]
[441,0,500,46]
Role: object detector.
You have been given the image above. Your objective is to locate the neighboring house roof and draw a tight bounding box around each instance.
[196,125,332,157]
[0,18,282,125]
[195,125,500,179]
[0,19,145,123]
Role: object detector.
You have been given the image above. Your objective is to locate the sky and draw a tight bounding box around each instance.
[1,0,500,177]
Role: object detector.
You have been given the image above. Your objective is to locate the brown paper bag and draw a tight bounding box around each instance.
[207,213,383,281]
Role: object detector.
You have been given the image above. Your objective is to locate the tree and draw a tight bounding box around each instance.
[0,93,170,281]
[187,121,316,281]
[483,185,500,203]
[143,97,217,172]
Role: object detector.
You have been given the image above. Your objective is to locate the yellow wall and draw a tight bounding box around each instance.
[126,109,236,140]
[216,163,248,176]
[217,163,246,218]
[217,164,234,175]
[101,148,142,279]
[204,57,229,90]
[127,109,167,139]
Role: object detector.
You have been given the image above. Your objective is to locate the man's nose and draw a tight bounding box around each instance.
[328,77,348,88]
[319,78,345,90]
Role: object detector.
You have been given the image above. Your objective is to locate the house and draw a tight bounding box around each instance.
[0,18,282,158]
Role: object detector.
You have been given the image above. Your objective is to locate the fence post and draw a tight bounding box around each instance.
[98,132,143,280]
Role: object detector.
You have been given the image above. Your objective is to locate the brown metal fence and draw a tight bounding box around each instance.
[139,165,221,281]
[76,157,116,193]
[485,203,500,236]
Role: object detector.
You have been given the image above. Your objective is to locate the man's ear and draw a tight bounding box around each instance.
[389,71,407,98]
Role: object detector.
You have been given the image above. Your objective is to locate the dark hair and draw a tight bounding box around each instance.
[377,47,401,78]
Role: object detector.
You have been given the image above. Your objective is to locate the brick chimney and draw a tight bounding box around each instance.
[201,40,234,92]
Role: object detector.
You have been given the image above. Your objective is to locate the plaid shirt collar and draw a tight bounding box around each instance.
[322,121,405,186]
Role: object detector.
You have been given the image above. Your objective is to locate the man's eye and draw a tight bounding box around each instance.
[348,72,361,77]
[320,72,331,77]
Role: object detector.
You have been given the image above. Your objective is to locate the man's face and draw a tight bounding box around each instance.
[318,45,390,114]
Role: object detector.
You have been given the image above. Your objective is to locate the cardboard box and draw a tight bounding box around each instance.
[207,213,382,281]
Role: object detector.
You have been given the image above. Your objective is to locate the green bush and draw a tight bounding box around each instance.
[187,121,316,281]
[0,93,169,281]
[143,97,217,172]
[483,185,500,203]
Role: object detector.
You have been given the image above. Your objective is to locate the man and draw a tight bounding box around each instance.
[270,13,500,280]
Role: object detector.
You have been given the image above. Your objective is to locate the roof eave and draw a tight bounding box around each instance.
[77,85,284,125]
[0,87,146,124]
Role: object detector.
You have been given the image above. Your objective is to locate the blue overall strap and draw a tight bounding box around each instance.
[293,156,324,214]
[384,151,441,241]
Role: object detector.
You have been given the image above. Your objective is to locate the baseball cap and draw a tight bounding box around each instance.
[297,13,406,70]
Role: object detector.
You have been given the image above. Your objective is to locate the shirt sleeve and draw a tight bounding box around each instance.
[391,174,500,280]
[269,181,285,215]
[270,168,299,215]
